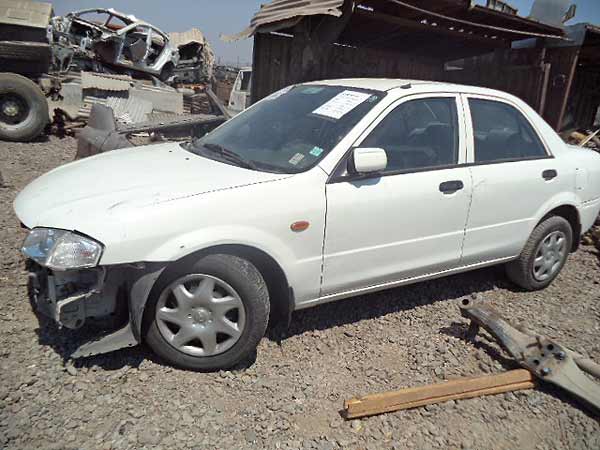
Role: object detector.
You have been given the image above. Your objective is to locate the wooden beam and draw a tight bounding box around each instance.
[344,369,535,419]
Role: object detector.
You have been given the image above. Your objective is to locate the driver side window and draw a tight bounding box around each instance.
[362,97,459,173]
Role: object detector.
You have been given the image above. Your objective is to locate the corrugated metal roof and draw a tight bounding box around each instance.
[81,72,133,92]
[169,27,208,47]
[131,84,184,114]
[106,96,153,124]
[222,0,345,42]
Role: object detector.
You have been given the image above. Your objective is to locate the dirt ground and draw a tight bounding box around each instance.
[1,136,599,450]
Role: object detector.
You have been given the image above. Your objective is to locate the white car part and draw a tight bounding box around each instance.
[352,147,387,173]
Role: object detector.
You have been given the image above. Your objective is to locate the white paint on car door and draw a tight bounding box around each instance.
[321,94,473,296]
[460,94,570,264]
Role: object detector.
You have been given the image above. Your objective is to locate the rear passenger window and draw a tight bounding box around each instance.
[469,99,547,163]
[362,97,459,173]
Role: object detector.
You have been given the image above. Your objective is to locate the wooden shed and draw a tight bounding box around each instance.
[227,2,562,110]
[228,0,598,132]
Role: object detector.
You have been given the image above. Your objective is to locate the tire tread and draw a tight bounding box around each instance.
[506,215,572,291]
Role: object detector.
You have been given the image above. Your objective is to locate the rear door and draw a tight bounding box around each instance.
[461,95,570,264]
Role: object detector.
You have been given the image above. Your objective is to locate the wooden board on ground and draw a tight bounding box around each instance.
[344,369,535,419]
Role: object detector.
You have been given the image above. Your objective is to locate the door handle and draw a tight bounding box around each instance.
[542,169,557,181]
[439,180,464,193]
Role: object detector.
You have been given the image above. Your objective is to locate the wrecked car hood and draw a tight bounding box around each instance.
[14,142,289,229]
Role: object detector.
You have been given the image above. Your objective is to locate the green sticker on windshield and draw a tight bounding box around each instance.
[309,146,324,157]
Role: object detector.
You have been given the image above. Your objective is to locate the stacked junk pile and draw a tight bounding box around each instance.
[0,1,228,157]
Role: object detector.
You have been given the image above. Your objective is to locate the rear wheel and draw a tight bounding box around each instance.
[0,73,49,141]
[144,254,270,370]
[506,216,572,290]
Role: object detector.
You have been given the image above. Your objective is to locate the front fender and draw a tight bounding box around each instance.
[100,221,324,304]
[144,224,297,277]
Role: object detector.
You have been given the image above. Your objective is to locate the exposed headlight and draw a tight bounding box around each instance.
[21,228,103,271]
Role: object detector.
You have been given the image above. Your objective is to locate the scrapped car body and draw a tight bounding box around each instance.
[50,8,179,79]
[228,67,252,114]
[14,79,600,370]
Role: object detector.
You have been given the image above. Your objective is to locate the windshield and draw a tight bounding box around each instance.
[187,85,385,173]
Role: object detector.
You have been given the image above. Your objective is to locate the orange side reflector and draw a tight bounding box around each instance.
[290,221,310,232]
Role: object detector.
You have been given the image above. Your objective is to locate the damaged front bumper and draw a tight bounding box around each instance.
[27,260,166,358]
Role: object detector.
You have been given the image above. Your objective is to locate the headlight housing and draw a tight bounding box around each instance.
[21,228,103,271]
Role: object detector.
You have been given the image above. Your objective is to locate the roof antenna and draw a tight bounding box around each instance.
[400,83,412,89]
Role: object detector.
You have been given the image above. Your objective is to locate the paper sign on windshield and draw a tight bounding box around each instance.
[312,91,371,120]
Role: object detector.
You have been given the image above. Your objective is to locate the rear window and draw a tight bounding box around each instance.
[469,99,547,163]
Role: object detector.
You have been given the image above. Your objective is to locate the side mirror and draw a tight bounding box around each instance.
[350,147,387,174]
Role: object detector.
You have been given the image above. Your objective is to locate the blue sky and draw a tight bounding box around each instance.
[51,0,600,65]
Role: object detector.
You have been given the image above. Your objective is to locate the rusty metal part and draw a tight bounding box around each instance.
[459,298,600,414]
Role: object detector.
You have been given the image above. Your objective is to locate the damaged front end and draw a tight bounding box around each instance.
[22,227,166,358]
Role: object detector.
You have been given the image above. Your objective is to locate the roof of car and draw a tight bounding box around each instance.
[303,78,511,98]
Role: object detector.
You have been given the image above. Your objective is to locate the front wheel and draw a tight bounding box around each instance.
[506,216,573,291]
[144,254,270,370]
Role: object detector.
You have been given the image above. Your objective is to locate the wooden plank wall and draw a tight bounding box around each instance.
[252,33,443,103]
[542,47,580,130]
[251,33,587,132]
[562,68,600,130]
[442,48,548,111]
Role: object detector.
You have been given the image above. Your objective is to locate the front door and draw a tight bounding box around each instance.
[321,95,472,296]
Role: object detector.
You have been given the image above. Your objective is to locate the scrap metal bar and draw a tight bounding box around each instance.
[344,369,535,419]
[459,299,600,414]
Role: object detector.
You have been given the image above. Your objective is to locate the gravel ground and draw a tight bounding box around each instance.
[1,136,599,450]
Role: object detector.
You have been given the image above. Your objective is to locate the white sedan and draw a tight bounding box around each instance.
[14,79,600,370]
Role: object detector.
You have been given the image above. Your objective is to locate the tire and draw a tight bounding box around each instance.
[0,73,49,142]
[144,254,270,370]
[506,215,573,291]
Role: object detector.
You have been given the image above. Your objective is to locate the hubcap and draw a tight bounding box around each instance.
[533,230,566,281]
[2,100,19,117]
[0,94,28,125]
[155,274,246,357]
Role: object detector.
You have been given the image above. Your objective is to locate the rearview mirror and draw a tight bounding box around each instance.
[351,147,387,174]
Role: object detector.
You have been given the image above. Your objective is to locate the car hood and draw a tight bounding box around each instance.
[14,142,290,229]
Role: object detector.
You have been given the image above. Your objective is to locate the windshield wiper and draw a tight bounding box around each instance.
[201,143,258,171]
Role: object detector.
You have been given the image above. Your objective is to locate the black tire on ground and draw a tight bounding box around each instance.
[0,73,49,142]
[505,215,573,291]
[144,254,270,371]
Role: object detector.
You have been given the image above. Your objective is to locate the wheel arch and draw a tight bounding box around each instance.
[147,243,294,330]
[538,204,581,252]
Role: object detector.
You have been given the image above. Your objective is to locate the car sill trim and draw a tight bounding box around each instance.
[295,255,516,310]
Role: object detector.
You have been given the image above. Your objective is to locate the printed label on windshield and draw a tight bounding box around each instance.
[312,90,371,120]
[289,153,305,165]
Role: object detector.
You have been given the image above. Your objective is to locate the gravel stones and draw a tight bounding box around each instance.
[0,136,599,449]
